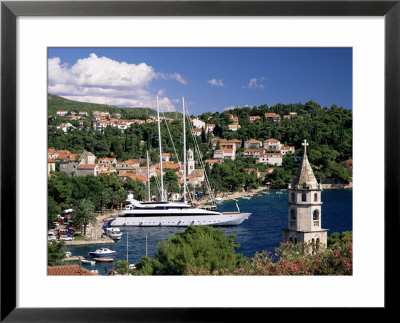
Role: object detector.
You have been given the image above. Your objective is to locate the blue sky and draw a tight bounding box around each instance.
[48,47,352,114]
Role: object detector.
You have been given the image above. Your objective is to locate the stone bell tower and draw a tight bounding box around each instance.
[187,148,195,175]
[282,139,328,249]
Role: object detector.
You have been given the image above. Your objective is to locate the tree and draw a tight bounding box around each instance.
[71,199,97,236]
[135,225,246,275]
[115,260,130,275]
[48,240,66,266]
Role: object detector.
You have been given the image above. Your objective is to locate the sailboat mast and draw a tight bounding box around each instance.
[126,230,129,263]
[182,96,187,204]
[156,95,165,201]
[147,150,151,201]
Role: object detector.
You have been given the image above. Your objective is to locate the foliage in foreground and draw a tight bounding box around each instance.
[185,231,352,276]
[48,240,66,266]
[135,226,247,275]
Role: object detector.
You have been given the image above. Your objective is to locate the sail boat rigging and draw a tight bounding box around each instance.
[110,96,251,227]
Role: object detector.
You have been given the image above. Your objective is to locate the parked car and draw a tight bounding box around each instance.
[58,229,69,237]
[48,233,57,241]
[59,235,73,241]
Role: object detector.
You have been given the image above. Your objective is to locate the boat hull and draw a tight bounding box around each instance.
[93,258,114,263]
[89,252,117,257]
[110,213,251,227]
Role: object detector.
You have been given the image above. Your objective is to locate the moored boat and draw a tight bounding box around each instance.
[89,248,117,257]
[93,258,114,263]
[108,231,123,240]
[81,259,96,266]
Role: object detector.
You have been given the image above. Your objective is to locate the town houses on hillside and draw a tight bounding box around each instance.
[207,137,295,167]
[47,148,206,194]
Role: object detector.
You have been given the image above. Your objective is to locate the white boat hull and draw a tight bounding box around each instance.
[110,212,251,227]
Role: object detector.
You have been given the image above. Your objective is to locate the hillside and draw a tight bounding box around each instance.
[48,94,182,120]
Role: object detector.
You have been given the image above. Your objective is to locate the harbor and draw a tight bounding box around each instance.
[65,188,352,275]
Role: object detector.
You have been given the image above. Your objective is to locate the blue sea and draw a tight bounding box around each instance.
[66,189,352,275]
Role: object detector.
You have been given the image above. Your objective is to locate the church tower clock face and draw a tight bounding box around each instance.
[282,140,328,249]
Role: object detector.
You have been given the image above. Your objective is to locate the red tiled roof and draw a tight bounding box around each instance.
[246,139,260,143]
[265,113,280,118]
[48,158,57,163]
[78,164,97,169]
[265,138,280,142]
[48,265,98,276]
[119,173,148,183]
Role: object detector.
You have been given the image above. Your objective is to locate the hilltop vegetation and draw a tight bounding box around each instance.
[48,94,182,120]
[48,96,352,190]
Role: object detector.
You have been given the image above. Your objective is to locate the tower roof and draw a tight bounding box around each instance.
[291,140,319,190]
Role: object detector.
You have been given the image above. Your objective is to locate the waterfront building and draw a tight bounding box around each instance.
[282,140,328,249]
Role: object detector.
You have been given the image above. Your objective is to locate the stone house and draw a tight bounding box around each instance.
[263,138,281,151]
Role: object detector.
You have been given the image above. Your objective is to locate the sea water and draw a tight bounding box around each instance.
[66,189,352,275]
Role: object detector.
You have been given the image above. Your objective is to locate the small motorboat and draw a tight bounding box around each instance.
[108,231,123,240]
[91,269,99,274]
[81,259,96,266]
[93,258,114,263]
[89,248,117,257]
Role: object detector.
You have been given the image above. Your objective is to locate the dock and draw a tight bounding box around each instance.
[63,256,85,262]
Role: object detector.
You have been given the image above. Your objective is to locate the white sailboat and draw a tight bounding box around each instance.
[110,96,251,227]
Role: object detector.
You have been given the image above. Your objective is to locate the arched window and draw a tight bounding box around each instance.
[314,193,318,202]
[313,210,320,226]
[302,193,307,202]
[290,209,296,227]
[316,238,320,250]
[291,193,295,201]
[289,237,293,243]
[294,238,298,244]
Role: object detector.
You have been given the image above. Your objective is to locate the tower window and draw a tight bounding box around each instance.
[302,193,307,201]
[313,210,320,226]
[290,209,296,227]
[291,193,295,201]
[314,193,318,202]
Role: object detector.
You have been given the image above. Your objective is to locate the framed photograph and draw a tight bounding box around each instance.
[1,0,398,320]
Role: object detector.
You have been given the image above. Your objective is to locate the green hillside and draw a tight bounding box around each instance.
[48,94,182,120]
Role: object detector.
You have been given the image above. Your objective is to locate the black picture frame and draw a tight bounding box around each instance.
[1,0,398,321]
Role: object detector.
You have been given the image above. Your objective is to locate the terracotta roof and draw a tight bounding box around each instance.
[265,113,280,118]
[78,164,97,169]
[246,139,261,143]
[48,158,57,163]
[48,265,98,276]
[119,173,148,183]
[281,146,295,150]
[228,139,241,143]
[99,158,116,162]
[264,138,280,143]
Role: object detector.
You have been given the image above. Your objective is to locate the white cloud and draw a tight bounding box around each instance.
[243,77,267,89]
[208,78,225,87]
[48,53,184,111]
[224,105,236,111]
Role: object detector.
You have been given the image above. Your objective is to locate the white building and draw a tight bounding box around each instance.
[257,152,282,166]
[244,139,262,149]
[281,146,295,155]
[191,118,205,129]
[263,138,281,151]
